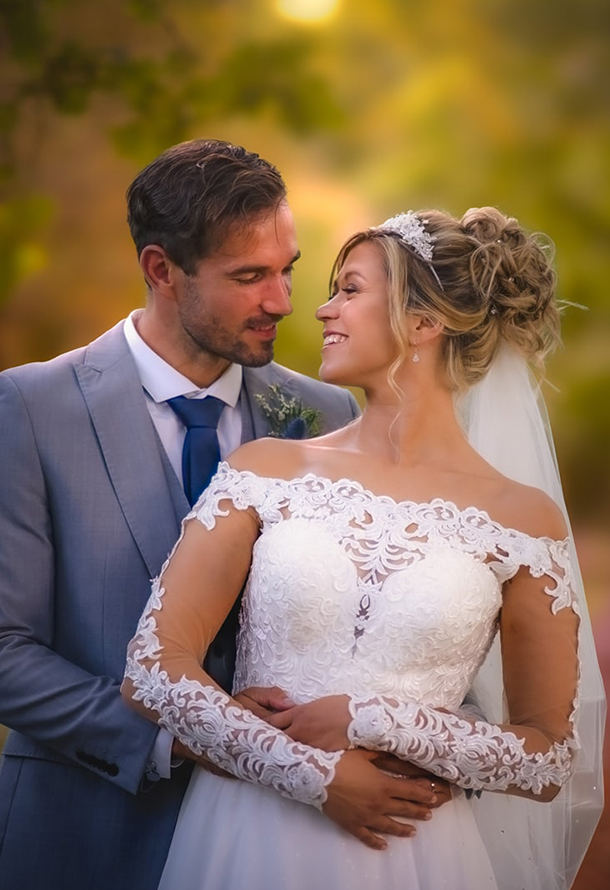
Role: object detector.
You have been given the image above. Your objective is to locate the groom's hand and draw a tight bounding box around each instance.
[233,685,295,720]
[323,749,439,849]
[170,739,235,778]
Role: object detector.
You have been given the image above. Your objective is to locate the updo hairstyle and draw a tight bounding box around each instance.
[331,207,561,390]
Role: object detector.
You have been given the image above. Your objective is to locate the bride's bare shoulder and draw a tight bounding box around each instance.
[226,421,358,480]
[226,438,312,480]
[495,479,568,541]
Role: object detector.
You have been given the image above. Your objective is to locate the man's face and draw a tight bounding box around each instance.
[175,201,298,368]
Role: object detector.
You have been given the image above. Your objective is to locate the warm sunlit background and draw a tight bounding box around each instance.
[1,0,609,884]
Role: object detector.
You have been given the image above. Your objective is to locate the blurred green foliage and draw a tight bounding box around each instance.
[0,193,54,302]
[0,0,608,522]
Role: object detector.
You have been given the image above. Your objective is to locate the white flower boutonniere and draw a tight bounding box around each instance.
[254,384,323,439]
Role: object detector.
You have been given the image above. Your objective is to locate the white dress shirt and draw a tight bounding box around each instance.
[123,311,244,779]
[124,311,243,481]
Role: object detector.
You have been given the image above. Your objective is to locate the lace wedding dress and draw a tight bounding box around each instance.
[125,463,579,890]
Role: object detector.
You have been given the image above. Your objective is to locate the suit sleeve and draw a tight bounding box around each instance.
[346,390,360,422]
[0,373,159,795]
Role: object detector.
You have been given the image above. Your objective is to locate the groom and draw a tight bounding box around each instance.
[0,139,443,890]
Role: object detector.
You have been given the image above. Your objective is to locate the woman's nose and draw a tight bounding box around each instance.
[315,294,339,321]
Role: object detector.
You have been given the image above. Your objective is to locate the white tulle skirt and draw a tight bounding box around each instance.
[158,765,499,890]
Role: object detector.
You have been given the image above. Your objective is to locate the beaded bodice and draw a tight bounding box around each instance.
[189,465,574,708]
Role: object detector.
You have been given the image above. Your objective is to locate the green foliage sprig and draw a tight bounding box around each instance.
[254,384,322,440]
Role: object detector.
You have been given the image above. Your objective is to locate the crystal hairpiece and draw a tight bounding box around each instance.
[377,211,444,290]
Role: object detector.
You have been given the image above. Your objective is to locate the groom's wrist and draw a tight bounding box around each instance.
[145,727,174,781]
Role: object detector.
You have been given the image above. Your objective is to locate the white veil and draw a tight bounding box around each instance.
[456,345,605,890]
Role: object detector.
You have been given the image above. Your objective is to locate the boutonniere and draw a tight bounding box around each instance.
[254,384,323,439]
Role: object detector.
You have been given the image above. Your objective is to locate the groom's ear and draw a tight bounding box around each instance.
[139,245,180,298]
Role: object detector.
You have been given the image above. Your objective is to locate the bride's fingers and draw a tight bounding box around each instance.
[348,820,415,850]
[384,798,434,821]
[366,816,417,840]
[350,827,388,850]
[384,776,437,806]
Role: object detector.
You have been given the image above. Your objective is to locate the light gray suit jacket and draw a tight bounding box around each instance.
[0,320,359,890]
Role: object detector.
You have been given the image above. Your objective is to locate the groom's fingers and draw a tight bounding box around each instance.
[266,709,293,729]
[234,685,295,720]
[372,752,431,777]
[243,685,295,709]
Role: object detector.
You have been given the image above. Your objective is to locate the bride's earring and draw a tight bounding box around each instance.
[412,339,420,363]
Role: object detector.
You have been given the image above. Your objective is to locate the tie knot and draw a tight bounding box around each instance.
[167,395,225,430]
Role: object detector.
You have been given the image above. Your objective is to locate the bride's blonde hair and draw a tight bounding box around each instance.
[330,206,561,391]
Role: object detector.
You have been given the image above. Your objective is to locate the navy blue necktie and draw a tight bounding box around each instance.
[167,395,225,506]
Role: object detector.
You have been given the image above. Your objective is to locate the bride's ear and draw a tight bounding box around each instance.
[409,315,444,345]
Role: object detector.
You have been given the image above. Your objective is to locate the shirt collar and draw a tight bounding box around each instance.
[123,311,243,407]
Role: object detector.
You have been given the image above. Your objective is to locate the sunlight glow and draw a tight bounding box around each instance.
[276,0,340,24]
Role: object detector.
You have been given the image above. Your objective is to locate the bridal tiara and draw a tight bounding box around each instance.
[377,211,444,290]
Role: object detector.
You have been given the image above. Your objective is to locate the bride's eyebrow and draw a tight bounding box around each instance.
[329,268,366,298]
[339,269,366,284]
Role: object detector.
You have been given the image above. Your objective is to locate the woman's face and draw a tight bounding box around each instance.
[315,240,399,390]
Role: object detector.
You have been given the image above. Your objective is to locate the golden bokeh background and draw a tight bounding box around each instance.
[1,1,609,882]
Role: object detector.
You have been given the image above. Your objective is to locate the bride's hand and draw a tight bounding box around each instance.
[323,749,423,849]
[268,695,351,750]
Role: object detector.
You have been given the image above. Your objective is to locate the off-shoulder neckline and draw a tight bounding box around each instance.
[216,462,567,547]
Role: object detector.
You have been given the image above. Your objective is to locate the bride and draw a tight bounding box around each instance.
[122,206,604,889]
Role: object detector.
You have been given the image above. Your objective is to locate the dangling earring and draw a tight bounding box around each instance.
[412,339,420,363]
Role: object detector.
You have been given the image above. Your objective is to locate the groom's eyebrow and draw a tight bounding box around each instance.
[228,251,301,277]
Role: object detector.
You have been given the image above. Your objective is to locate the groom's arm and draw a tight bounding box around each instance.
[0,373,159,795]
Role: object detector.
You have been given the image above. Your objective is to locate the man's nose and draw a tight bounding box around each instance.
[262,277,293,317]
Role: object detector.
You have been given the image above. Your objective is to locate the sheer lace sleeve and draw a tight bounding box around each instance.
[347,538,581,798]
[122,466,341,809]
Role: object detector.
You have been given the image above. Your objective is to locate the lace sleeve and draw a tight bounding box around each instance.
[347,541,581,797]
[122,467,341,810]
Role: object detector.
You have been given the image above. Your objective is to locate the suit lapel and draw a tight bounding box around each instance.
[240,365,282,443]
[241,364,321,444]
[75,324,183,577]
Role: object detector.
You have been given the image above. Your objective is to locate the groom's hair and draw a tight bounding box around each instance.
[126,139,287,275]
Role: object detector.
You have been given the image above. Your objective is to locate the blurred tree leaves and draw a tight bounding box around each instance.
[0,0,608,520]
[0,193,53,303]
[0,0,345,174]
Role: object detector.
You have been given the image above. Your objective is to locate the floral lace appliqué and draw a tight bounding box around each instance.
[346,695,578,795]
[127,463,580,807]
[125,573,341,810]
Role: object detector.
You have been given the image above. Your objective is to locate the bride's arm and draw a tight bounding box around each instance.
[121,496,341,810]
[346,555,579,803]
[121,467,437,848]
[273,538,580,803]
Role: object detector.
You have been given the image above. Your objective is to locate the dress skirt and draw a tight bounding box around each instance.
[158,764,499,890]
